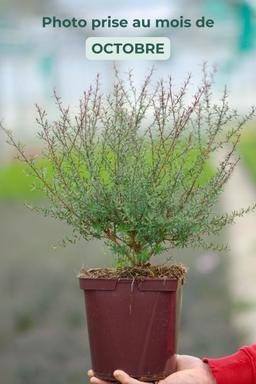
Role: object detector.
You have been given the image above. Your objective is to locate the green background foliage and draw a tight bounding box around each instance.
[239,130,256,182]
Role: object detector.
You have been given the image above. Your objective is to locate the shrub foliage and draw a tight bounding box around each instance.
[2,66,256,266]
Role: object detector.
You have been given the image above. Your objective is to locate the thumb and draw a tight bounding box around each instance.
[113,370,143,384]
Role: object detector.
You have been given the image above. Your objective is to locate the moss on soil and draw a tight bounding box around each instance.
[79,263,187,281]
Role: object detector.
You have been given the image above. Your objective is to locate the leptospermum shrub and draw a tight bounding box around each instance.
[2,66,255,267]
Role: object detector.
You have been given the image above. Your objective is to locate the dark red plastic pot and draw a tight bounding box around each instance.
[79,277,182,382]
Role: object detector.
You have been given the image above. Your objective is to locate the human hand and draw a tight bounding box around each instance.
[88,355,216,384]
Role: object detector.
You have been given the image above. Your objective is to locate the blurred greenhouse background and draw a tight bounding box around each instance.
[0,0,256,383]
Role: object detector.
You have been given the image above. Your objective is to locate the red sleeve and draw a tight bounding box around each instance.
[202,345,256,384]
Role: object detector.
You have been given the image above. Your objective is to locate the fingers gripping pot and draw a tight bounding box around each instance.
[79,277,183,382]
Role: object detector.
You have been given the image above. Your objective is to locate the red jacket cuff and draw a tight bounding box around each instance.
[203,345,256,384]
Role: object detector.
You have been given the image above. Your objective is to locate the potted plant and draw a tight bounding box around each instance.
[2,66,255,382]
